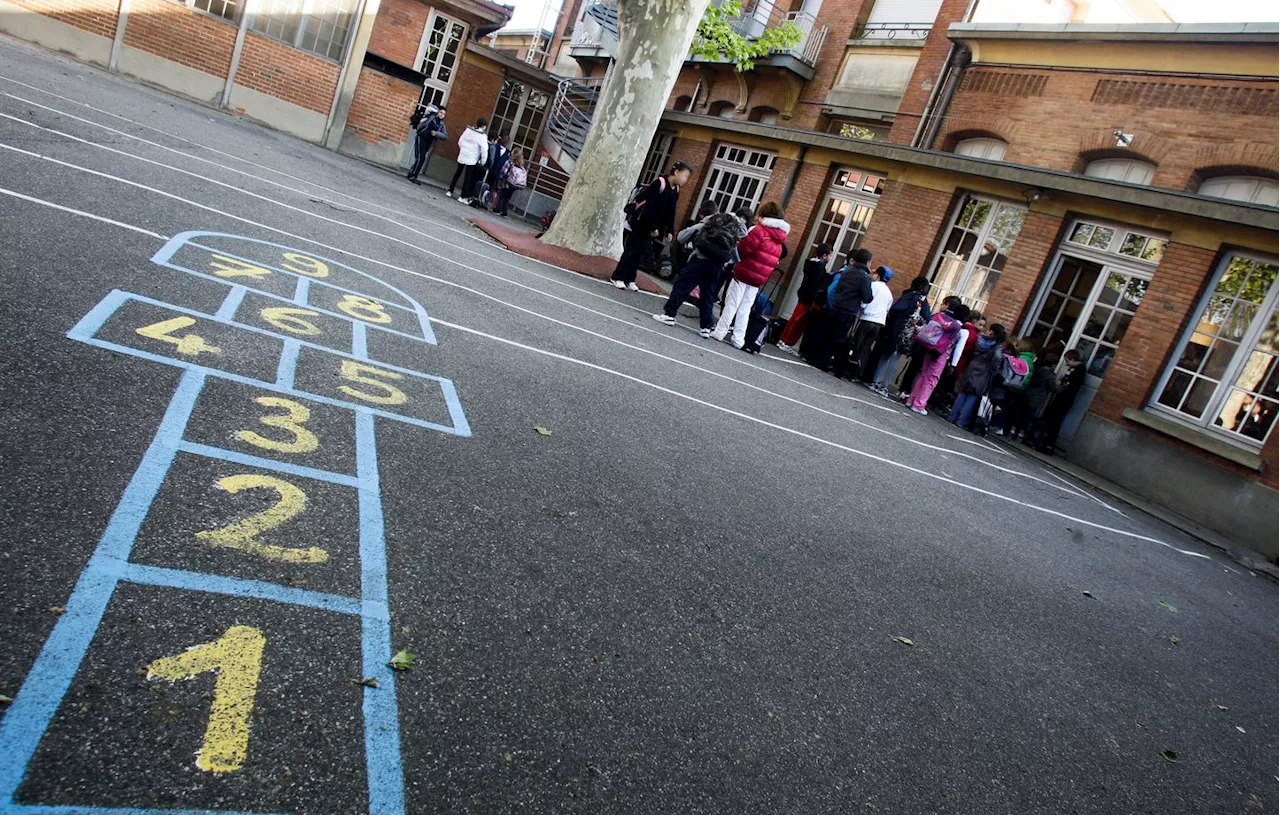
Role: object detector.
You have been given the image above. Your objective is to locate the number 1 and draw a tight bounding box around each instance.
[147,625,266,773]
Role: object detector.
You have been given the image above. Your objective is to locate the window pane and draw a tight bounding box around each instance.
[1141,239,1167,263]
[1069,223,1093,245]
[1088,345,1115,378]
[1104,311,1132,345]
[1183,377,1218,418]
[1119,233,1145,257]
[1177,333,1211,372]
[1202,339,1240,381]
[1158,370,1193,409]
[1088,226,1115,249]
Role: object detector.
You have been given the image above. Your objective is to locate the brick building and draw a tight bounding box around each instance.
[4,0,1277,557]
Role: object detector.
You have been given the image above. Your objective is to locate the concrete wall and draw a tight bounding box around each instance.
[1070,415,1278,560]
[0,0,112,66]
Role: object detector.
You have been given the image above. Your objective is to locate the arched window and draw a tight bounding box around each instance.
[748,106,779,125]
[708,100,736,119]
[1084,158,1156,185]
[954,137,1007,161]
[1197,176,1278,207]
[672,95,693,112]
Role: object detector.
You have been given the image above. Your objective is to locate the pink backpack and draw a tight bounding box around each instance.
[915,313,960,353]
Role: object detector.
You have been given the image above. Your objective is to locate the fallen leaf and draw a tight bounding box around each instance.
[1159,600,1178,614]
[47,606,65,615]
[1168,635,1180,645]
[1236,726,1246,734]
[533,426,552,436]
[0,694,12,703]
[1159,749,1178,763]
[353,677,379,688]
[1081,590,1093,598]
[890,636,915,647]
[503,752,514,762]
[387,650,416,672]
[1215,704,1229,712]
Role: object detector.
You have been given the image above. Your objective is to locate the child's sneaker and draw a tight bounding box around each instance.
[626,282,639,292]
[910,406,928,416]
[776,342,793,353]
[652,313,676,325]
[699,328,713,339]
[612,280,625,289]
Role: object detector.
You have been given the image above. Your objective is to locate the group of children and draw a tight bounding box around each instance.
[639,193,1087,453]
[405,110,528,216]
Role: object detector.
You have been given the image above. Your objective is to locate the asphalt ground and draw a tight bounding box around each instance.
[0,36,1276,815]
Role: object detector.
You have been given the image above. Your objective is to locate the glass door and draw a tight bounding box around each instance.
[781,168,882,317]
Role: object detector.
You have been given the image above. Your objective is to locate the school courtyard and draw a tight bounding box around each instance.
[0,37,1276,814]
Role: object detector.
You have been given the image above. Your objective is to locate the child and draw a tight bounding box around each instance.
[869,275,931,397]
[906,300,970,416]
[948,324,1008,430]
[1000,339,1038,440]
[652,208,741,338]
[1032,349,1085,454]
[711,202,791,349]
[847,265,893,381]
[776,243,832,354]
[495,147,527,217]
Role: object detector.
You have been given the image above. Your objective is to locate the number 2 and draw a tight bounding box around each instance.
[147,625,265,774]
[235,396,319,454]
[196,474,327,563]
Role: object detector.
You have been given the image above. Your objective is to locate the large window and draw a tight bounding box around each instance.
[954,137,1007,161]
[250,0,359,60]
[489,79,550,159]
[1084,158,1155,186]
[1154,253,1279,447]
[1197,176,1279,207]
[638,131,674,186]
[186,0,240,23]
[415,11,468,110]
[695,144,776,216]
[928,195,1026,313]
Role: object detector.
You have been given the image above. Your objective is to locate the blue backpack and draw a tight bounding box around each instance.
[825,270,844,309]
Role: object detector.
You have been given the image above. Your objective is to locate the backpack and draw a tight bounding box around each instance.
[623,177,665,224]
[1000,354,1031,389]
[409,108,423,129]
[915,313,960,353]
[825,271,843,309]
[505,163,527,189]
[691,213,740,263]
[896,298,927,355]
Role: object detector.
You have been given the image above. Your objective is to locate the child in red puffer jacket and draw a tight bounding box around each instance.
[711,201,791,349]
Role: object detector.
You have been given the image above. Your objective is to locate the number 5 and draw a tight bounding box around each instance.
[338,360,406,405]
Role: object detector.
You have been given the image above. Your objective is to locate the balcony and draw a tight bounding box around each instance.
[850,21,933,45]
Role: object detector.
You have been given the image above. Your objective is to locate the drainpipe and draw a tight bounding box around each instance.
[919,45,970,151]
[779,144,807,209]
[909,0,980,148]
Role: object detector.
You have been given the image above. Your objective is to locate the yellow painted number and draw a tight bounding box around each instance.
[136,316,221,357]
[235,396,319,454]
[209,253,273,280]
[196,474,327,563]
[147,625,265,774]
[279,252,329,278]
[335,295,392,325]
[338,360,406,406]
[259,307,321,336]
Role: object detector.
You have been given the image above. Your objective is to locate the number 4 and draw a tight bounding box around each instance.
[136,316,221,357]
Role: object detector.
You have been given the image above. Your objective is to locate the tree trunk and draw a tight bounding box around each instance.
[539,0,710,258]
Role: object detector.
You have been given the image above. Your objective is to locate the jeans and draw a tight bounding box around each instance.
[872,350,904,390]
[948,392,981,429]
[407,132,434,179]
[662,256,722,330]
[611,228,652,284]
[713,278,759,347]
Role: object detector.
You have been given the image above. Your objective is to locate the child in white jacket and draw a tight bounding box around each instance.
[448,117,488,202]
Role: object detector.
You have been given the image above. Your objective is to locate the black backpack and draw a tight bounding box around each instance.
[692,213,740,263]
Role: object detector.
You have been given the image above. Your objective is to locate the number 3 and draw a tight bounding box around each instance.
[235,396,319,454]
[338,360,406,405]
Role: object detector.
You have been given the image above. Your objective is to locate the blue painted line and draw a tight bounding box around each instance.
[275,339,300,389]
[178,441,359,487]
[0,371,206,805]
[351,321,368,360]
[293,276,310,306]
[74,334,470,437]
[3,804,284,814]
[121,564,362,616]
[354,410,405,815]
[214,285,247,320]
[437,378,471,438]
[411,301,437,345]
[65,289,130,339]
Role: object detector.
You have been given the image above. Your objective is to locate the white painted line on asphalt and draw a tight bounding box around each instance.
[0,168,1090,504]
[427,315,1212,560]
[0,186,165,239]
[1043,469,1128,518]
[0,100,892,415]
[979,436,1013,457]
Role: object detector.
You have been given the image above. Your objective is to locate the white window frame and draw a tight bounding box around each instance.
[183,0,241,25]
[639,131,675,186]
[249,0,359,61]
[1084,158,1156,186]
[1019,218,1167,381]
[695,143,776,217]
[954,137,1007,161]
[1196,175,1279,207]
[415,9,469,110]
[489,78,550,160]
[1149,250,1279,449]
[926,194,1027,314]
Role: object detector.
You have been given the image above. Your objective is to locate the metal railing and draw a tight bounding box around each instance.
[544,76,606,166]
[720,0,828,66]
[851,21,933,41]
[509,159,572,221]
[783,10,829,65]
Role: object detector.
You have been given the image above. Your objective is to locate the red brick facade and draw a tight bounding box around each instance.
[982,211,1064,329]
[10,0,117,41]
[233,32,340,116]
[860,180,957,289]
[345,67,420,146]
[886,0,973,144]
[367,0,429,66]
[122,0,235,79]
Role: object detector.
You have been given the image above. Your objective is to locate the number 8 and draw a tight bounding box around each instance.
[336,295,392,325]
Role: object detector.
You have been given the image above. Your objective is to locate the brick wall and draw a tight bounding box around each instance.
[668,136,715,228]
[860,180,957,289]
[366,0,428,67]
[344,67,419,145]
[10,0,117,39]
[432,54,504,163]
[886,0,972,144]
[232,32,340,116]
[982,210,1064,330]
[936,67,1279,189]
[122,0,236,79]
[789,0,872,131]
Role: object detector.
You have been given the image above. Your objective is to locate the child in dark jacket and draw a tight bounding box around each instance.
[1032,349,1085,453]
[776,243,832,353]
[948,324,1008,430]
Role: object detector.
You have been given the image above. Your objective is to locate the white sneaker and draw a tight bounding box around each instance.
[652,313,675,325]
[612,280,625,289]
[728,338,744,350]
[700,328,713,339]
[776,342,793,353]
[627,282,639,292]
[711,332,726,342]
[910,406,928,416]
[445,191,453,198]
[458,197,471,205]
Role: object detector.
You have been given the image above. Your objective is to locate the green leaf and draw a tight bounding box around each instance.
[534,426,552,436]
[1081,590,1093,598]
[1159,749,1178,762]
[0,694,12,704]
[353,677,380,688]
[690,0,804,72]
[1159,600,1178,614]
[387,649,416,672]
[1167,635,1180,646]
[890,636,915,647]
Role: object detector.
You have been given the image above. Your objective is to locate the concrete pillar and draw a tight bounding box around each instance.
[324,0,382,150]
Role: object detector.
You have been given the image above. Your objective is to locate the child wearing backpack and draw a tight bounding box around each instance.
[947,324,1008,431]
[906,301,970,416]
[869,275,931,397]
[998,339,1038,439]
[776,243,832,354]
[652,208,741,338]
[495,147,527,217]
[711,202,791,349]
